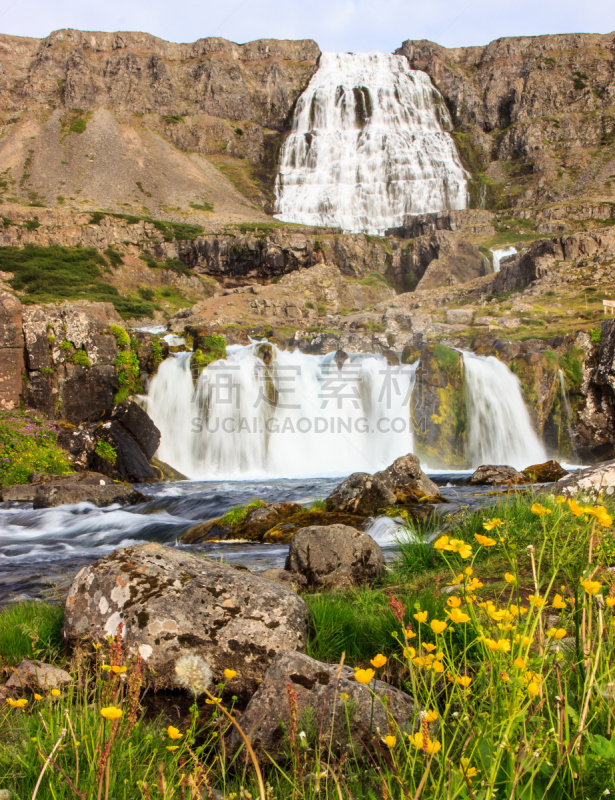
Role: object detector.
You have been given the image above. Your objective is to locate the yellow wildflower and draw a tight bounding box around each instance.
[581,578,602,596]
[430,619,447,635]
[547,628,567,639]
[224,669,237,680]
[340,693,349,700]
[422,642,436,652]
[568,499,584,517]
[383,735,396,747]
[425,739,442,755]
[500,672,510,682]
[414,611,428,623]
[354,668,375,685]
[504,573,516,584]
[447,607,471,624]
[483,518,503,531]
[456,675,472,688]
[205,698,222,705]
[425,710,438,722]
[432,661,444,674]
[110,665,127,674]
[403,646,416,659]
[475,533,496,547]
[447,596,462,608]
[607,598,615,608]
[531,503,552,516]
[527,682,540,697]
[7,698,28,708]
[51,689,61,697]
[167,726,183,740]
[552,594,567,609]
[100,706,123,720]
[529,595,544,608]
[457,543,473,559]
[370,654,387,668]
[167,746,179,751]
[555,495,565,503]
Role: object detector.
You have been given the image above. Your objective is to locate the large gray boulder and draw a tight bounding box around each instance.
[468,464,524,486]
[552,460,615,499]
[228,650,417,760]
[1,471,143,507]
[326,473,395,516]
[374,454,439,498]
[286,524,386,589]
[63,543,309,697]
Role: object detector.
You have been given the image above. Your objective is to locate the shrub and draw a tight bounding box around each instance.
[0,410,71,488]
[109,324,130,349]
[104,246,124,267]
[72,348,91,367]
[115,350,141,403]
[590,327,602,344]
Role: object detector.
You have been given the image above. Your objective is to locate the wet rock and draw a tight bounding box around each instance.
[93,419,156,482]
[5,659,71,691]
[374,454,439,498]
[260,569,307,592]
[262,510,366,544]
[551,460,615,498]
[228,650,417,760]
[445,308,474,325]
[468,464,524,485]
[110,401,160,460]
[32,482,143,509]
[522,460,569,483]
[286,524,386,589]
[325,473,395,516]
[63,543,309,697]
[183,502,304,544]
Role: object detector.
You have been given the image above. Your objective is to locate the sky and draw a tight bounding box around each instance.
[0,0,613,52]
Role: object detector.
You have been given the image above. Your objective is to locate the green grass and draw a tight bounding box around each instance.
[1,245,157,319]
[220,498,266,527]
[0,410,71,489]
[0,601,65,667]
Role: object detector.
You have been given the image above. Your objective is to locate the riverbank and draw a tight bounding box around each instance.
[2,491,615,799]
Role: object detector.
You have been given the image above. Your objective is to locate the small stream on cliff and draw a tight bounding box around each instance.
[0,476,507,604]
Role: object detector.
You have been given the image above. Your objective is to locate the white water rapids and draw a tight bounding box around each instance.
[491,246,517,272]
[146,344,547,479]
[462,352,546,469]
[274,52,468,234]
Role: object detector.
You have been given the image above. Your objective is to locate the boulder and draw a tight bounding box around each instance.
[325,473,395,516]
[522,460,569,483]
[228,650,417,760]
[262,510,367,544]
[110,401,161,460]
[260,568,307,592]
[63,543,309,697]
[286,524,386,589]
[468,464,524,486]
[1,471,144,507]
[374,454,439,498]
[5,659,71,691]
[551,460,615,498]
[183,502,305,544]
[93,419,156,482]
[445,308,474,325]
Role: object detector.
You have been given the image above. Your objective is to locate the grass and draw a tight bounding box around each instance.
[220,498,266,527]
[0,601,65,668]
[0,409,71,489]
[1,245,157,319]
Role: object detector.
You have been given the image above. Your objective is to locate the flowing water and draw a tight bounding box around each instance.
[274,52,468,233]
[490,246,517,273]
[145,344,417,480]
[463,351,546,469]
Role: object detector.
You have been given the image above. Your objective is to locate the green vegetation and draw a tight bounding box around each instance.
[115,350,141,403]
[0,601,65,667]
[190,201,214,212]
[104,246,124,267]
[191,335,227,374]
[71,348,91,367]
[220,498,267,527]
[161,114,185,124]
[109,324,130,349]
[559,344,584,389]
[590,327,602,343]
[86,211,204,241]
[95,440,117,465]
[60,109,91,138]
[357,272,394,289]
[0,409,71,488]
[1,245,156,319]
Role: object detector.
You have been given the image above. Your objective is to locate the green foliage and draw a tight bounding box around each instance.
[69,118,86,134]
[357,272,394,289]
[433,343,461,378]
[95,440,117,465]
[71,348,91,367]
[0,410,71,489]
[560,345,584,389]
[103,246,124,267]
[590,327,602,344]
[59,340,72,352]
[190,201,214,212]
[109,324,130,349]
[115,350,141,403]
[317,304,326,315]
[0,601,65,667]
[191,335,227,373]
[220,498,266,527]
[162,114,185,124]
[150,338,164,367]
[23,218,39,230]
[87,211,106,225]
[0,244,156,318]
[305,301,315,309]
[138,286,155,301]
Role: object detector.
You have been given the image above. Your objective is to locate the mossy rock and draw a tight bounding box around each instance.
[411,344,467,468]
[150,457,188,482]
[262,510,367,544]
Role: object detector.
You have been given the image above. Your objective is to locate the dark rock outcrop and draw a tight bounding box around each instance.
[374,453,439,498]
[325,473,395,516]
[578,319,615,461]
[63,543,309,696]
[1,471,143,507]
[468,464,524,485]
[286,524,386,589]
[228,650,417,760]
[523,460,568,483]
[0,292,24,410]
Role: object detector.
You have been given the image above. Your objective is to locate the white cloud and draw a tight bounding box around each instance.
[0,0,612,53]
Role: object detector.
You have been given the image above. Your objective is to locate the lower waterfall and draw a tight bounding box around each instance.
[463,351,546,469]
[491,246,517,272]
[146,344,416,480]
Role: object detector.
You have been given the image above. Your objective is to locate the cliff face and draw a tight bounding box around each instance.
[398,33,615,209]
[0,30,320,220]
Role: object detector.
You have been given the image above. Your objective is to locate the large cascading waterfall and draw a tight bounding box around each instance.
[491,246,517,273]
[462,352,546,470]
[274,52,468,234]
[146,344,417,480]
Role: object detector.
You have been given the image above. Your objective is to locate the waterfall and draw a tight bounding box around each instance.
[491,246,517,273]
[462,352,546,470]
[558,369,572,420]
[145,344,417,480]
[274,52,468,234]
